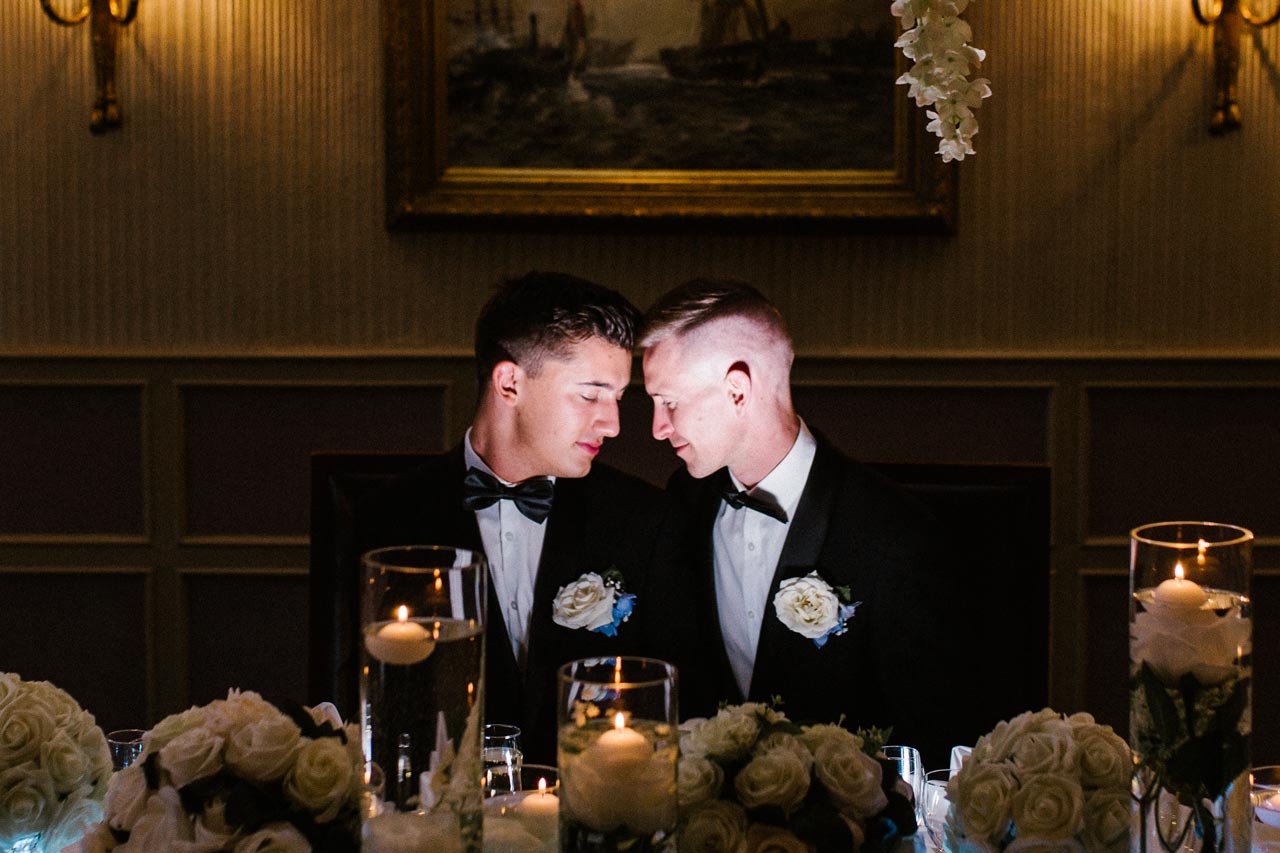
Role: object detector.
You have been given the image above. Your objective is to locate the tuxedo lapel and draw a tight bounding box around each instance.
[693,471,745,705]
[747,441,841,698]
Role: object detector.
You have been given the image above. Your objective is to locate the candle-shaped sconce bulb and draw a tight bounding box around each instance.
[364,603,437,665]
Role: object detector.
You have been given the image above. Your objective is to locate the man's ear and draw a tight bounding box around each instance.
[490,360,522,407]
[726,361,751,411]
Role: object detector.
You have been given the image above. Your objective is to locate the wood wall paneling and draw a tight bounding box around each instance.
[1086,386,1280,542]
[182,570,310,710]
[0,569,151,734]
[0,384,146,539]
[180,383,447,539]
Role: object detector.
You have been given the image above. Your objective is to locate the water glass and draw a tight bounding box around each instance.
[558,657,678,852]
[920,769,952,851]
[883,744,924,810]
[107,728,146,771]
[360,545,487,851]
[483,723,524,796]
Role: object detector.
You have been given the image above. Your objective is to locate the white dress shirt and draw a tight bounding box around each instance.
[464,430,551,668]
[714,420,817,698]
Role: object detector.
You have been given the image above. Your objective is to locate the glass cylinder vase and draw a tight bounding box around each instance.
[1130,522,1252,853]
[557,657,678,853]
[361,545,487,852]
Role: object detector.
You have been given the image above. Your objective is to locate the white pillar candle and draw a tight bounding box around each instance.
[592,713,650,767]
[365,605,437,665]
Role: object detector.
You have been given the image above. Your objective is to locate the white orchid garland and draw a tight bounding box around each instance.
[891,0,992,162]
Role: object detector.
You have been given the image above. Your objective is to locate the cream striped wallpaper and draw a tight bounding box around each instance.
[3,0,1280,356]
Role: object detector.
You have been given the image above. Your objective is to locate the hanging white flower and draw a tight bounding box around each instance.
[892,0,991,162]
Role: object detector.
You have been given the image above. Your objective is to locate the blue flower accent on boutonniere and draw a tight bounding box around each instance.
[552,567,636,636]
[773,571,862,649]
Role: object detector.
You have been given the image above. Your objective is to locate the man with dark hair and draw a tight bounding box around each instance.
[641,279,967,765]
[357,271,678,763]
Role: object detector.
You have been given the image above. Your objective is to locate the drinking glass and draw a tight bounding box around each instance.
[362,761,386,818]
[920,769,952,852]
[360,545,487,851]
[883,745,924,811]
[106,728,146,771]
[558,657,678,852]
[483,723,524,796]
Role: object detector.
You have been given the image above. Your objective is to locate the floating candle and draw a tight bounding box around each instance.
[364,605,436,665]
[515,777,560,840]
[1153,562,1208,610]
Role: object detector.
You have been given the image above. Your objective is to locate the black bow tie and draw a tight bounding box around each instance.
[462,468,555,524]
[720,483,788,523]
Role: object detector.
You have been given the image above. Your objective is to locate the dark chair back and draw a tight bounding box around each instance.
[310,453,1051,734]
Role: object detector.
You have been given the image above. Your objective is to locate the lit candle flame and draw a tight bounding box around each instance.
[614,657,623,683]
[434,577,443,592]
[364,766,372,785]
[614,712,626,730]
[538,777,548,794]
[1174,562,1185,581]
[396,605,409,622]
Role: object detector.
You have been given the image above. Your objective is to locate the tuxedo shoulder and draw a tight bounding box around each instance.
[828,453,942,551]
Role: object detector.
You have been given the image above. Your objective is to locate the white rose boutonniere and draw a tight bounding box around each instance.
[772,572,860,648]
[552,568,635,637]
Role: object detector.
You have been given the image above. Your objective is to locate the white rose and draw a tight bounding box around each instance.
[551,573,617,631]
[0,692,55,766]
[798,723,863,757]
[972,709,1059,763]
[1131,607,1251,685]
[677,755,724,808]
[284,736,355,822]
[0,673,21,712]
[225,714,302,783]
[772,573,840,639]
[1081,788,1130,852]
[685,710,760,762]
[105,763,149,832]
[1010,774,1083,840]
[158,727,225,790]
[679,800,746,853]
[78,725,113,801]
[1011,730,1077,778]
[730,703,787,726]
[202,690,274,738]
[734,749,810,813]
[42,729,91,794]
[44,786,106,853]
[0,764,57,841]
[751,733,813,773]
[949,761,1016,842]
[142,707,207,754]
[78,819,122,853]
[1072,724,1131,790]
[233,822,312,853]
[118,785,219,852]
[743,823,810,853]
[813,738,886,820]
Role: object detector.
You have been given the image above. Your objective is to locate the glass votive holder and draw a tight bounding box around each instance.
[483,764,561,852]
[106,728,146,771]
[1253,766,1280,829]
[557,657,678,852]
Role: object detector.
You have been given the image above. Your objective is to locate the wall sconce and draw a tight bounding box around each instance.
[40,0,139,134]
[1192,0,1280,133]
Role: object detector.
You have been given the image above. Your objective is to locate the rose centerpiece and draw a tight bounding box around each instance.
[676,701,914,853]
[79,689,365,852]
[0,673,112,853]
[942,708,1133,853]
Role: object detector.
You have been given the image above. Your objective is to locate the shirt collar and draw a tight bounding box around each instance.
[727,419,816,521]
[463,428,556,487]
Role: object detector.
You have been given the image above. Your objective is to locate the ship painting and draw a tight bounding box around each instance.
[445,0,898,172]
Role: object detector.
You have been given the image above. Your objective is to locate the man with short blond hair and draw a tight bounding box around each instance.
[642,279,963,764]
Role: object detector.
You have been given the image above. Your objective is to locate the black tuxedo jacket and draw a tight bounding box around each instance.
[352,446,687,764]
[670,435,970,766]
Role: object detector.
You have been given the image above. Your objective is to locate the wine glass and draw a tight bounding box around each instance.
[920,769,952,851]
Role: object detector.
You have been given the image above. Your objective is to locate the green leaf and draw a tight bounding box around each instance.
[1139,662,1183,745]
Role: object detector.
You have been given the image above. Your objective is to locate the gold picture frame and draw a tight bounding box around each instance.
[382,0,955,228]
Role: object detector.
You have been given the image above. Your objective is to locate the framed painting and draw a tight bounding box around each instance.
[382,0,955,227]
